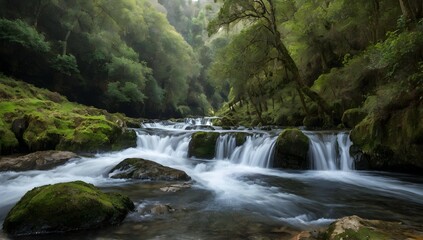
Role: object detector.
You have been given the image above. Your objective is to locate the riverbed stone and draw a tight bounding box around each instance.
[273,128,309,169]
[316,215,421,240]
[160,182,192,192]
[188,131,220,159]
[0,150,78,172]
[109,158,191,181]
[2,181,134,236]
[139,204,175,215]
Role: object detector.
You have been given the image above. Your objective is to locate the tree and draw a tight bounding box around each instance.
[208,0,332,116]
[399,0,422,24]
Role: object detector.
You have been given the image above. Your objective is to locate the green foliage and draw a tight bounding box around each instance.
[0,18,50,52]
[51,54,80,76]
[371,29,423,71]
[0,0,214,118]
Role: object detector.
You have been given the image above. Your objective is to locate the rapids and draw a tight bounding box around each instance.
[0,119,422,239]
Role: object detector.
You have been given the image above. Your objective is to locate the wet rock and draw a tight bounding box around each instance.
[273,128,309,169]
[350,102,423,173]
[109,158,191,181]
[139,204,175,215]
[11,117,29,147]
[184,125,215,130]
[0,150,78,172]
[341,108,367,128]
[188,131,220,159]
[111,129,137,151]
[315,215,423,240]
[160,182,192,192]
[2,181,134,236]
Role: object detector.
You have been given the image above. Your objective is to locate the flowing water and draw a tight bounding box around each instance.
[0,119,422,239]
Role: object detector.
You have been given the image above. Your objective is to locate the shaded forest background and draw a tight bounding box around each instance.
[0,0,422,127]
[0,0,225,118]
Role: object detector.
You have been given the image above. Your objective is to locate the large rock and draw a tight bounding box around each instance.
[350,102,423,173]
[188,131,220,159]
[0,150,78,172]
[273,128,310,169]
[316,215,421,240]
[342,108,367,128]
[109,158,191,181]
[2,181,134,236]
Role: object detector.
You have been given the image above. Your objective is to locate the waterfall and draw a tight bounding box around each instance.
[185,117,214,126]
[215,134,237,159]
[136,131,191,158]
[141,117,218,130]
[306,132,354,171]
[214,134,278,168]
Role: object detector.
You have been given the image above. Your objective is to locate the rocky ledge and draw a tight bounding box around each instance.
[2,181,134,236]
[0,150,78,172]
[109,158,191,181]
[297,215,423,240]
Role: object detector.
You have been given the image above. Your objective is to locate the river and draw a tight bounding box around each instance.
[0,118,422,239]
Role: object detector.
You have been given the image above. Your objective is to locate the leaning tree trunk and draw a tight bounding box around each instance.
[267,0,332,118]
[399,0,417,23]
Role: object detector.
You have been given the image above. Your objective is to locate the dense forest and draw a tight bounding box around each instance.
[0,0,224,118]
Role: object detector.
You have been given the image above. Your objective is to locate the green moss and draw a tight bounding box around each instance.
[273,128,309,169]
[351,102,423,171]
[188,131,220,159]
[0,76,138,153]
[3,181,134,235]
[342,108,367,128]
[234,132,249,146]
[0,119,19,154]
[332,227,389,240]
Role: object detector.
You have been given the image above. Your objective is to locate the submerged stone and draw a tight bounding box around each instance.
[109,158,191,181]
[2,181,134,236]
[138,203,175,216]
[273,128,309,169]
[188,131,220,159]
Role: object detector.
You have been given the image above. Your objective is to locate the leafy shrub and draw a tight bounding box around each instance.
[0,18,50,52]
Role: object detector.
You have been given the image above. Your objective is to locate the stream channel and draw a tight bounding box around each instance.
[0,118,422,239]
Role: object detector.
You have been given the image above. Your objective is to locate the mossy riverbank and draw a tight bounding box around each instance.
[0,75,139,155]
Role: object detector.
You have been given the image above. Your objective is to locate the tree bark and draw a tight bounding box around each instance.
[267,0,332,117]
[399,0,417,22]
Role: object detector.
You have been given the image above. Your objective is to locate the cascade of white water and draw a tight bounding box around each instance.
[185,117,213,126]
[136,131,191,158]
[215,134,237,159]
[228,135,278,168]
[306,132,354,170]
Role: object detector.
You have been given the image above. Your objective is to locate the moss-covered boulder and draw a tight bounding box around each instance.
[0,150,78,172]
[273,129,310,169]
[0,76,138,154]
[234,132,250,146]
[317,215,419,240]
[2,181,134,236]
[350,102,423,173]
[109,158,191,181]
[0,120,19,154]
[342,108,367,128]
[188,131,220,159]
